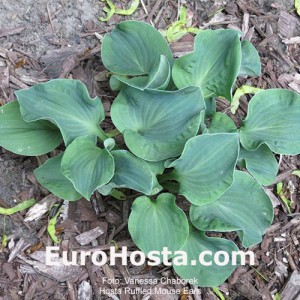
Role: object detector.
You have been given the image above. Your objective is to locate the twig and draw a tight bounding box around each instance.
[0,27,26,38]
[112,220,128,238]
[140,0,148,14]
[146,0,164,23]
[47,4,55,33]
[273,169,295,184]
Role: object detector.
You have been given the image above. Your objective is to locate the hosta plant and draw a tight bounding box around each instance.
[1,20,300,287]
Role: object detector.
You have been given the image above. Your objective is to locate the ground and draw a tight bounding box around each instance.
[0,0,300,299]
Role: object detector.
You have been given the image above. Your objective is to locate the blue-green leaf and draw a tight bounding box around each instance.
[128,193,189,260]
[101,21,173,76]
[61,136,114,200]
[174,226,239,287]
[172,29,242,101]
[208,112,238,134]
[239,40,261,77]
[240,89,300,155]
[168,133,239,205]
[190,171,274,247]
[204,97,216,118]
[111,86,205,161]
[98,150,154,195]
[239,145,278,186]
[16,79,106,146]
[0,101,62,156]
[110,55,171,91]
[34,154,82,201]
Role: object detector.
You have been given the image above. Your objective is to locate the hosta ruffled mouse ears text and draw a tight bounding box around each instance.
[1,20,300,287]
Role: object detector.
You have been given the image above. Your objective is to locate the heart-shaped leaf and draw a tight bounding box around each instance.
[110,55,171,91]
[172,29,242,101]
[240,89,300,155]
[239,145,278,186]
[173,226,239,287]
[168,133,239,205]
[239,40,261,77]
[190,171,274,247]
[101,21,173,76]
[16,79,106,146]
[208,112,238,134]
[98,150,154,195]
[34,153,82,201]
[128,193,189,260]
[0,101,62,156]
[61,136,114,200]
[111,86,205,161]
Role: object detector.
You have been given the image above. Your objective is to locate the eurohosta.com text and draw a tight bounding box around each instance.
[46,246,255,267]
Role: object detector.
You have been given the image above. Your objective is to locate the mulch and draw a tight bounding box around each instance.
[0,0,300,299]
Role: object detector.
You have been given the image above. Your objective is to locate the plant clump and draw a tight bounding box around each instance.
[0,21,300,287]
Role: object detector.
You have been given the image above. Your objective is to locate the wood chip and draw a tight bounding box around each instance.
[282,37,300,44]
[278,12,297,38]
[274,237,286,242]
[0,66,9,89]
[2,262,16,281]
[78,281,93,300]
[8,238,30,263]
[275,260,288,278]
[19,251,83,282]
[280,270,300,299]
[40,45,86,78]
[75,226,104,246]
[24,195,59,222]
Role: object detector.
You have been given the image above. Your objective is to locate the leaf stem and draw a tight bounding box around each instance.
[97,127,109,141]
[110,189,126,200]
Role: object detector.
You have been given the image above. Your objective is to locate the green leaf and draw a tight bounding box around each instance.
[295,0,300,16]
[239,145,278,186]
[110,55,171,91]
[190,171,274,247]
[240,89,300,155]
[101,20,173,76]
[98,150,154,195]
[173,226,238,287]
[146,55,171,90]
[208,112,237,134]
[34,154,82,201]
[239,40,261,77]
[48,206,61,243]
[172,29,242,101]
[162,6,201,42]
[61,136,115,200]
[0,198,36,215]
[128,193,189,260]
[230,85,263,114]
[145,160,165,195]
[110,75,147,91]
[16,79,106,146]
[111,86,205,161]
[168,133,239,205]
[0,101,62,156]
[204,97,216,118]
[292,170,300,178]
